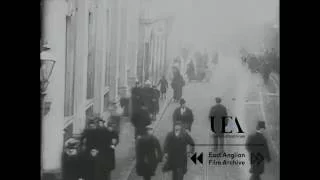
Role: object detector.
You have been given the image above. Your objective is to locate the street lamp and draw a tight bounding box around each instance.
[41,44,56,116]
[41,48,56,93]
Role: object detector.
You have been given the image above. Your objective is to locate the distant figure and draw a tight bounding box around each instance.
[130,81,142,119]
[186,60,196,82]
[171,67,185,102]
[157,75,169,99]
[141,80,154,116]
[172,98,194,132]
[163,123,195,180]
[209,97,228,152]
[136,125,162,180]
[151,85,160,119]
[246,121,271,180]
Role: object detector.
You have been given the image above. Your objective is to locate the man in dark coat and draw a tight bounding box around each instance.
[96,119,119,180]
[131,81,142,115]
[141,80,154,115]
[157,75,169,99]
[152,85,160,116]
[172,98,194,132]
[163,123,195,180]
[79,120,99,180]
[246,121,271,180]
[171,68,185,102]
[61,139,83,180]
[131,103,152,139]
[136,125,162,180]
[209,97,228,152]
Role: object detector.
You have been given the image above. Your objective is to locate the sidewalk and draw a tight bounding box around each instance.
[111,88,173,180]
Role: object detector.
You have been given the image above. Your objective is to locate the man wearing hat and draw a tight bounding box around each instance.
[62,138,83,180]
[209,97,228,152]
[131,102,152,139]
[162,122,195,180]
[96,118,119,180]
[131,80,142,117]
[172,98,194,132]
[246,121,271,180]
[135,124,162,180]
[79,120,100,180]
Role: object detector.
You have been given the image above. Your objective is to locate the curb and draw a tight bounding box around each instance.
[120,94,173,180]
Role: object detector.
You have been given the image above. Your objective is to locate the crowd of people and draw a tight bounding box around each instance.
[61,56,272,180]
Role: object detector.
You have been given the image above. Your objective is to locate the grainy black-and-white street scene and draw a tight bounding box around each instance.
[41,0,279,180]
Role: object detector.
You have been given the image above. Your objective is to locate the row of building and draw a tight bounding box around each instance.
[40,0,174,174]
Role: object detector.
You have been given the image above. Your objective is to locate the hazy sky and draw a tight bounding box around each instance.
[148,0,279,53]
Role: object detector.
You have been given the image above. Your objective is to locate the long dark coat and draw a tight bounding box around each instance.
[163,131,195,174]
[172,107,194,131]
[96,128,119,172]
[131,108,152,137]
[61,152,83,180]
[136,134,162,177]
[246,132,271,175]
[158,78,168,93]
[171,72,185,100]
[79,128,101,180]
[209,104,228,134]
[80,128,99,152]
[141,87,154,113]
[152,88,160,114]
[131,86,142,113]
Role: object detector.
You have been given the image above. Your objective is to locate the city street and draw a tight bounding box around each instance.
[124,55,279,180]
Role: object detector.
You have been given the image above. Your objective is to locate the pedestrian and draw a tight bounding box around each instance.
[131,103,152,139]
[141,80,154,116]
[136,125,162,180]
[61,138,83,180]
[157,75,169,100]
[246,121,271,180]
[102,121,119,180]
[171,67,185,102]
[186,60,196,82]
[162,122,195,180]
[172,98,194,132]
[131,80,142,111]
[80,120,98,153]
[152,85,160,118]
[208,97,228,152]
[79,120,99,180]
[83,118,119,180]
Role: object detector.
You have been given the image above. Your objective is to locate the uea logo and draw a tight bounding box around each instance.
[210,116,244,133]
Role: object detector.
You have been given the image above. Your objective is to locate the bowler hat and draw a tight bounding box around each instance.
[256,121,266,130]
[179,98,186,105]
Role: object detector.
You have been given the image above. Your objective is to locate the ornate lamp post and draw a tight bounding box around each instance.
[41,43,56,116]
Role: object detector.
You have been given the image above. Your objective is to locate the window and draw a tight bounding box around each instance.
[87,12,95,99]
[64,13,76,117]
[105,9,111,87]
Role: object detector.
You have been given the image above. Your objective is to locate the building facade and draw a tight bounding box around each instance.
[137,2,173,84]
[41,0,140,176]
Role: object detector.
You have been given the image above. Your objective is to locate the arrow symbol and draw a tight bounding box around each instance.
[190,152,203,165]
